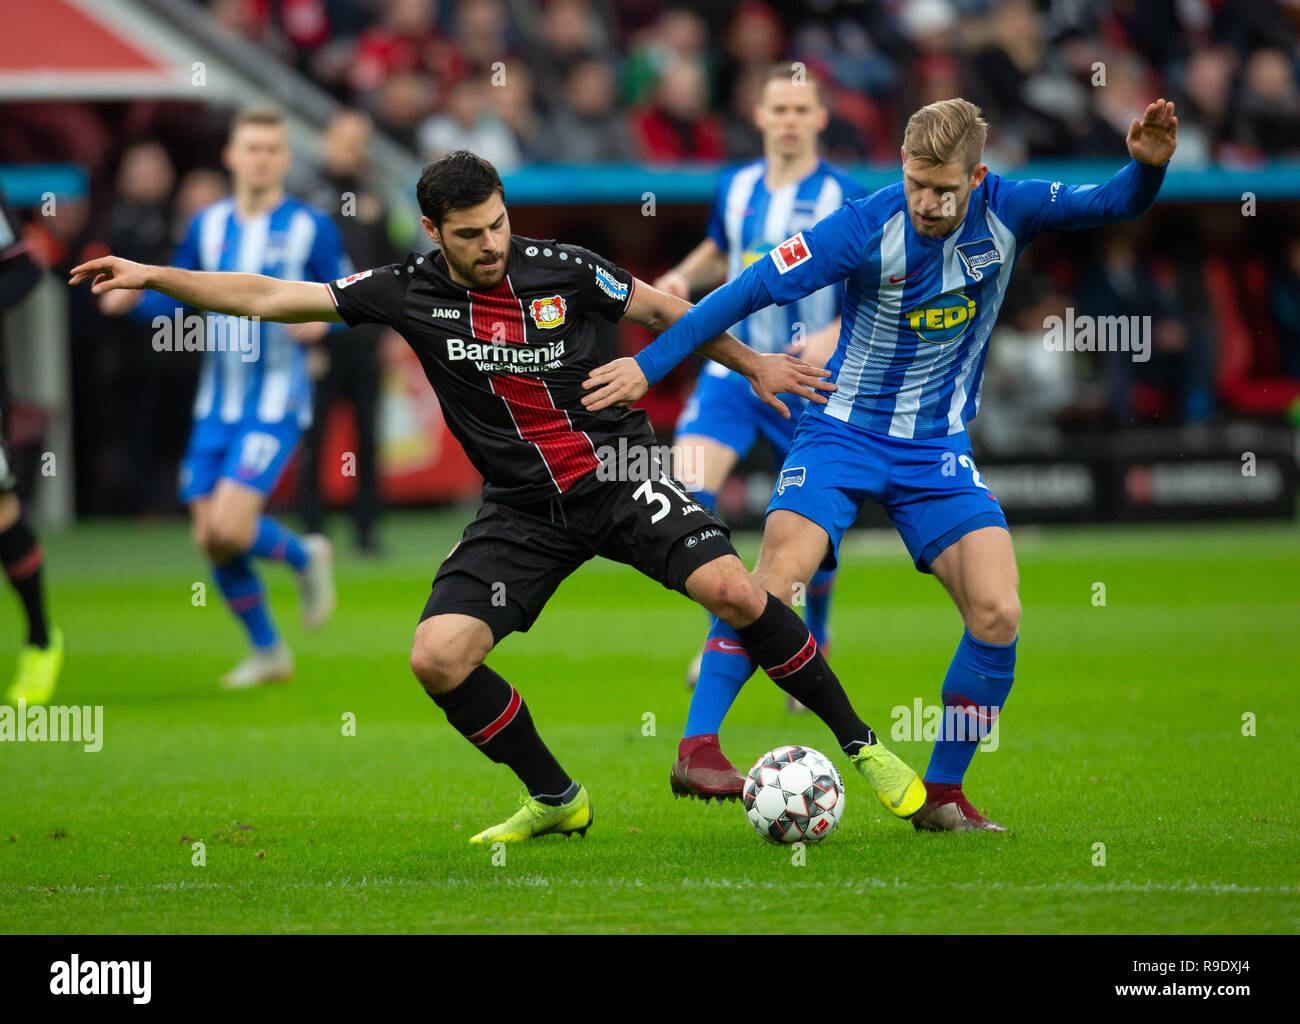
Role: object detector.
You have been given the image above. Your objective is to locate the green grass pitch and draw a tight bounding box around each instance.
[1,513,1297,934]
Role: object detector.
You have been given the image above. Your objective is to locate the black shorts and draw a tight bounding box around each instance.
[420,471,735,643]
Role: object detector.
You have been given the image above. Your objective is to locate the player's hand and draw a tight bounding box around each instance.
[68,255,153,294]
[746,353,835,419]
[1127,98,1178,166]
[581,357,648,412]
[286,321,330,344]
[653,272,690,300]
[97,289,143,317]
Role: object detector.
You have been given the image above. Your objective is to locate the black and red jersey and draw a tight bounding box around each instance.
[326,234,655,506]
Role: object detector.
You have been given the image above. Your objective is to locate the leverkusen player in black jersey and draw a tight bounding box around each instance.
[70,151,927,842]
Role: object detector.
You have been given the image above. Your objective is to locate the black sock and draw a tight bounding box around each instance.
[735,593,876,753]
[431,665,574,801]
[0,516,49,648]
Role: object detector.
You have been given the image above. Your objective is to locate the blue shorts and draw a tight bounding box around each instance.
[179,417,301,504]
[675,366,802,460]
[768,410,1008,574]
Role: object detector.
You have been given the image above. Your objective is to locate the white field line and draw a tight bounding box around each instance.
[7,876,1297,897]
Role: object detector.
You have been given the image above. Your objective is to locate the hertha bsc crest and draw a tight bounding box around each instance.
[530,295,566,329]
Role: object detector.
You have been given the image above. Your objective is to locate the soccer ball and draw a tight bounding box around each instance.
[742,745,845,844]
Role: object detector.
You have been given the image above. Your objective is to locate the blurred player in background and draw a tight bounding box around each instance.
[586,97,1178,827]
[100,108,349,688]
[656,64,867,799]
[296,110,394,556]
[0,186,63,704]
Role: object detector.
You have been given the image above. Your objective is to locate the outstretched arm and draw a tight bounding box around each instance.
[580,277,833,419]
[68,256,342,323]
[1012,99,1177,236]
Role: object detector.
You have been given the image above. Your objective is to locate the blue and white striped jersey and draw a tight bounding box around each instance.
[748,163,1166,438]
[703,159,866,372]
[138,196,350,428]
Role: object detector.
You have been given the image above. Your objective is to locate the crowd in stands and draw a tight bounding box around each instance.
[3,0,1300,515]
[203,0,1300,168]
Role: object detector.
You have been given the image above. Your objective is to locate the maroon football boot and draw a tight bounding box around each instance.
[670,734,745,802]
[911,781,1007,832]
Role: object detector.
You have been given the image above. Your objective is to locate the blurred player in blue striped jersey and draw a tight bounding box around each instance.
[585,97,1178,828]
[101,108,349,688]
[654,65,867,797]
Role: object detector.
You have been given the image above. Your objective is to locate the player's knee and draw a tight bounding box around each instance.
[410,627,485,694]
[692,561,766,626]
[967,592,1021,644]
[753,565,802,609]
[205,518,253,559]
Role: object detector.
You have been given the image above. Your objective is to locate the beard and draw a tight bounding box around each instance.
[447,248,508,288]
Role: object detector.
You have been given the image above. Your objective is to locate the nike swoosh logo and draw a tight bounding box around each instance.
[888,273,915,284]
[717,641,746,651]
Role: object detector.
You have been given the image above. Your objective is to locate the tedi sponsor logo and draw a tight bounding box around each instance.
[0,699,102,752]
[50,955,151,1004]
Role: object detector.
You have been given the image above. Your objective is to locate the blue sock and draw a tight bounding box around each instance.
[684,620,756,738]
[213,555,279,649]
[925,630,1016,784]
[804,567,836,648]
[249,516,309,570]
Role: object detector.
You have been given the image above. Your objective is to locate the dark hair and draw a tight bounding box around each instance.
[417,150,505,226]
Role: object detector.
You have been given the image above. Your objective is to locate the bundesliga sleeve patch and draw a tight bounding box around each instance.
[769,232,811,274]
[334,269,373,289]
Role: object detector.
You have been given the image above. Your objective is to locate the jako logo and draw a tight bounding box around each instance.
[777,467,806,494]
[50,955,151,1004]
[430,307,461,319]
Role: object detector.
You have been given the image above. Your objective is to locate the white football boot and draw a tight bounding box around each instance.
[297,534,336,630]
[220,643,294,689]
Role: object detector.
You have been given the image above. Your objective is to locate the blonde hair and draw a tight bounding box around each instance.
[902,98,988,172]
[229,106,287,142]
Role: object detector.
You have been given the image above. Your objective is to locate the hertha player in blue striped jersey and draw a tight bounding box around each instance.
[584,97,1178,830]
[657,67,866,766]
[99,108,349,689]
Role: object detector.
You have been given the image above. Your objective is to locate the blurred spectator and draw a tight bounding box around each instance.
[716,2,785,112]
[489,62,540,161]
[370,70,438,150]
[622,7,711,107]
[296,110,394,554]
[174,169,230,229]
[536,59,636,162]
[103,144,200,514]
[419,76,522,169]
[1077,232,1207,425]
[348,0,459,97]
[966,0,1075,157]
[1072,52,1152,159]
[720,65,766,160]
[630,60,726,162]
[526,0,614,113]
[1233,49,1300,157]
[1176,46,1238,166]
[106,143,175,267]
[1270,236,1300,379]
